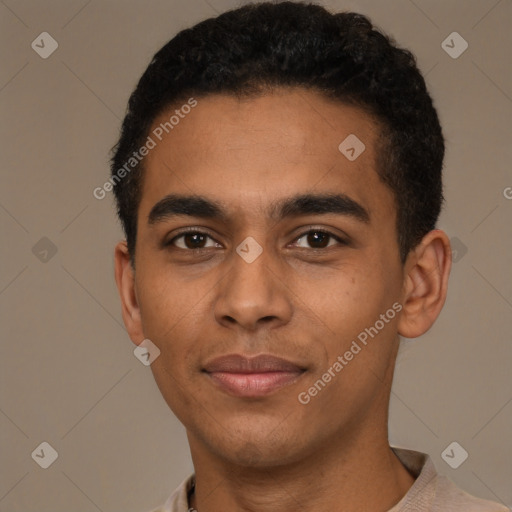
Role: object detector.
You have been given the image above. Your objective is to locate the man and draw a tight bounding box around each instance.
[111,2,507,511]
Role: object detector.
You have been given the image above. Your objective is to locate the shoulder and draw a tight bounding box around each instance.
[432,475,509,512]
[390,447,508,512]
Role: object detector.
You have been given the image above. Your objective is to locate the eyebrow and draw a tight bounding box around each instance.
[147,193,370,225]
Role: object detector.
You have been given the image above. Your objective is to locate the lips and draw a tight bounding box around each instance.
[203,354,306,398]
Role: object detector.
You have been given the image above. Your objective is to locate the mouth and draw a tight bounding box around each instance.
[202,354,306,398]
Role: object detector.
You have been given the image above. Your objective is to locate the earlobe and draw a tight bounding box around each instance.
[114,241,145,345]
[397,230,452,339]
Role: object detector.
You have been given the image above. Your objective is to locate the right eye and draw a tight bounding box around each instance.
[166,230,222,251]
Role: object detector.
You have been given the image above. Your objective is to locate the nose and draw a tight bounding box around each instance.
[213,244,293,332]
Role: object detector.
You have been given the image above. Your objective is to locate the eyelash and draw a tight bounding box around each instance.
[165,226,348,251]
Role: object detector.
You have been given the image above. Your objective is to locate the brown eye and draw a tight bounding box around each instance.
[293,230,346,249]
[182,233,207,249]
[169,231,220,250]
[306,231,330,248]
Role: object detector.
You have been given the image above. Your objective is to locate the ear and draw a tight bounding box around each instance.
[114,241,144,345]
[398,229,452,339]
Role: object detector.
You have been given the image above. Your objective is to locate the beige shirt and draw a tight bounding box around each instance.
[148,448,509,512]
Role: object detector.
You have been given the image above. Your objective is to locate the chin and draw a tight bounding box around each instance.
[200,422,308,469]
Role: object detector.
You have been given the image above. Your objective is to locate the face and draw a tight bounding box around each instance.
[125,88,409,467]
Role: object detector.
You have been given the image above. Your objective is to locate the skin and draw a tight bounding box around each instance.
[115,87,452,512]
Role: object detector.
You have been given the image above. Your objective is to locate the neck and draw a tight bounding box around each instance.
[188,428,414,512]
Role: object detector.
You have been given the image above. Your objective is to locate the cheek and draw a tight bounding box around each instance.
[135,264,209,355]
[294,262,387,331]
[139,270,209,415]
[295,260,400,375]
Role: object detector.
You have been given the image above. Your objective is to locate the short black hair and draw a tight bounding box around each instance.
[110,1,444,264]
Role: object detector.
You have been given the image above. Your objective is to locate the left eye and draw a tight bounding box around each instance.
[292,230,345,249]
[171,232,221,250]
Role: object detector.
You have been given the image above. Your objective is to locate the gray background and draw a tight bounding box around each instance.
[0,0,511,511]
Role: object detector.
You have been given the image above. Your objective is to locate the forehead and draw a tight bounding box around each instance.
[139,88,393,224]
